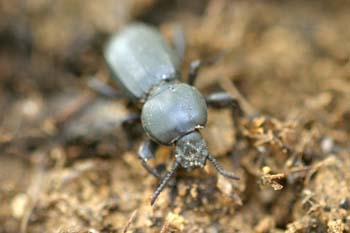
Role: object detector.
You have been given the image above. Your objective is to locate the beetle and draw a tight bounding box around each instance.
[104,23,240,205]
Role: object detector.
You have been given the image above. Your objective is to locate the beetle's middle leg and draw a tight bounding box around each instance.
[206,91,244,117]
[205,91,245,145]
[138,139,163,180]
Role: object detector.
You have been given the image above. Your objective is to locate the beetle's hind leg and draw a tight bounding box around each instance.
[87,77,121,98]
[169,24,210,86]
[188,59,202,86]
[187,50,233,86]
[171,24,186,61]
[138,139,163,180]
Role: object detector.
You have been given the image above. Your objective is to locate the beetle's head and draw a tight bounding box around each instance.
[175,131,208,169]
[151,130,239,205]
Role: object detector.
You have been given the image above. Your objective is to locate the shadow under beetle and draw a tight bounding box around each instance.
[103,23,240,205]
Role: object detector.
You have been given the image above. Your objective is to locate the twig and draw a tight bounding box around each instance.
[122,210,138,233]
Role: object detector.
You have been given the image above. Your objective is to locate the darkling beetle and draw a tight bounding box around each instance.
[103,23,240,205]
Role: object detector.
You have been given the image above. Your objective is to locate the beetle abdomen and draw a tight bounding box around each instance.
[104,23,180,101]
[141,83,208,145]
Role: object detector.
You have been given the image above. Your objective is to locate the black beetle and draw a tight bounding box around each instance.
[104,23,240,205]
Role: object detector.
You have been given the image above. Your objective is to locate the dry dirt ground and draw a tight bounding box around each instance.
[0,0,349,232]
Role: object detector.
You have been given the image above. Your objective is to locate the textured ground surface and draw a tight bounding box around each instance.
[0,0,349,232]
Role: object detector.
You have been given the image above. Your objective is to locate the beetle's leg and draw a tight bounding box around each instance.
[87,77,121,98]
[171,24,186,61]
[151,160,180,205]
[121,113,142,149]
[138,139,163,180]
[188,49,233,86]
[207,154,239,180]
[188,58,222,86]
[206,92,244,117]
[206,91,245,146]
[121,113,140,127]
[188,59,202,86]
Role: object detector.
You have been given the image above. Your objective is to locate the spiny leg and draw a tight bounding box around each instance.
[151,161,180,205]
[171,25,230,86]
[206,91,245,143]
[87,77,141,126]
[207,154,239,180]
[188,59,202,86]
[121,113,140,127]
[206,92,244,117]
[138,139,162,180]
[87,77,121,98]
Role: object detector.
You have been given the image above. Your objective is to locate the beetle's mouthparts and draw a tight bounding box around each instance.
[175,131,208,169]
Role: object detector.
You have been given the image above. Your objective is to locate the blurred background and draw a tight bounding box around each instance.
[0,0,349,232]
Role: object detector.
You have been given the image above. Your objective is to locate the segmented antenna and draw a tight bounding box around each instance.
[150,161,179,205]
[207,154,239,180]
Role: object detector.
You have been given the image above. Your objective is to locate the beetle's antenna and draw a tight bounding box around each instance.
[151,160,179,205]
[207,154,239,180]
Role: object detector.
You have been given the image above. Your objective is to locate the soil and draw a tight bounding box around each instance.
[0,0,349,232]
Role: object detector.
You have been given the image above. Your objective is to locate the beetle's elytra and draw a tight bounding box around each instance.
[104,23,240,205]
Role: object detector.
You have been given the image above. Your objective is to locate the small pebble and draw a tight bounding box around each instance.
[339,198,349,210]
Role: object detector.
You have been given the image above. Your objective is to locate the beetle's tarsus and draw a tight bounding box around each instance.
[151,161,179,205]
[207,154,239,180]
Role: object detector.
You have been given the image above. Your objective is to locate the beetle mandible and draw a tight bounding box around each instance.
[104,23,240,205]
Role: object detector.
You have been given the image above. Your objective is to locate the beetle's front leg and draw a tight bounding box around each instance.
[138,139,162,180]
[206,92,244,117]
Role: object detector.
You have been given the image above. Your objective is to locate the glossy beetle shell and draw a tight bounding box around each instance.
[104,23,180,101]
[141,83,208,145]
